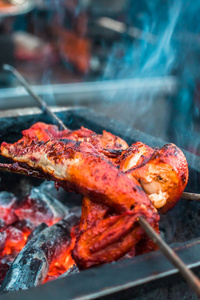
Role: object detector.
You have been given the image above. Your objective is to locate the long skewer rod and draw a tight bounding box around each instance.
[3,64,200,296]
[3,64,68,131]
[181,192,200,201]
[138,218,200,296]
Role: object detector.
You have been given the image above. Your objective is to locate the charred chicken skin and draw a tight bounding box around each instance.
[116,142,154,171]
[21,122,128,163]
[73,209,146,269]
[0,123,159,268]
[120,143,188,213]
[0,122,188,268]
[1,138,155,214]
[18,122,189,214]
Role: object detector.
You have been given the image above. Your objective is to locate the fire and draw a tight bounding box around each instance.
[3,227,31,256]
[0,221,77,285]
[0,221,78,284]
[44,225,78,283]
[44,255,75,283]
[0,185,79,288]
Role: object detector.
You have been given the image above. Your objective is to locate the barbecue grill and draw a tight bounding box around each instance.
[0,101,200,299]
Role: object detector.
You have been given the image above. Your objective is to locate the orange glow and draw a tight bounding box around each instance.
[44,225,78,283]
[3,229,31,256]
[0,221,78,285]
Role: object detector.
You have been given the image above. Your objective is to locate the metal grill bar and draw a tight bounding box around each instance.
[182,192,200,201]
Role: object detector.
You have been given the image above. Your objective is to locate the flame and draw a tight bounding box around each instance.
[44,225,78,283]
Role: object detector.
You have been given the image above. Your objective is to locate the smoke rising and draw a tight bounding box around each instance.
[100,0,200,151]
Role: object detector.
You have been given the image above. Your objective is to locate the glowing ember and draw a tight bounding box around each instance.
[44,255,75,283]
[14,184,67,226]
[0,192,18,226]
[3,227,31,256]
[0,184,76,288]
[44,225,77,283]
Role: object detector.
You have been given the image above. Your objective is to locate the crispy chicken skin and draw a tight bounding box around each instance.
[0,137,155,215]
[79,197,109,231]
[22,122,128,162]
[125,143,188,213]
[117,142,154,171]
[0,122,189,268]
[73,209,149,269]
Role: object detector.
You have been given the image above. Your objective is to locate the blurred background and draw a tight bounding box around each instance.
[0,0,200,155]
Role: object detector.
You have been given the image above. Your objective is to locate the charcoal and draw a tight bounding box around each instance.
[38,182,64,201]
[0,231,6,253]
[0,192,18,225]
[14,184,68,226]
[0,219,6,231]
[26,223,48,244]
[14,219,36,235]
[0,262,9,286]
[0,212,80,293]
[5,226,25,253]
[59,264,79,279]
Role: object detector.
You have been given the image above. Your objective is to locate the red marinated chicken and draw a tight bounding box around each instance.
[21,122,128,163]
[7,122,188,214]
[0,122,188,268]
[119,143,188,213]
[1,138,154,214]
[0,127,160,267]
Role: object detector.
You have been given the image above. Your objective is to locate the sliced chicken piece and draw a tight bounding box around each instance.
[125,143,188,213]
[117,142,154,171]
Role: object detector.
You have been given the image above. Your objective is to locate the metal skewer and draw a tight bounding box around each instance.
[181,192,200,201]
[138,217,200,296]
[3,64,200,296]
[3,64,68,131]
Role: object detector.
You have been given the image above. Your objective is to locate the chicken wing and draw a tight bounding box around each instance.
[73,208,152,269]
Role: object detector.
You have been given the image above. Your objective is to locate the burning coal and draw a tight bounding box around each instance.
[0,182,80,291]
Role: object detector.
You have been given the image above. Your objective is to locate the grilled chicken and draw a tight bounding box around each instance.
[116,142,154,171]
[79,197,109,232]
[121,143,188,213]
[21,122,128,162]
[0,134,156,214]
[19,122,189,213]
[0,122,189,268]
[0,125,159,267]
[73,209,146,269]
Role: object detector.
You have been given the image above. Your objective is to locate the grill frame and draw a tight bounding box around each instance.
[0,106,200,300]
